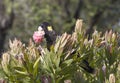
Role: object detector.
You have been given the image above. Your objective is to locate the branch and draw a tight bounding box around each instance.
[74,0,83,19]
[64,0,71,16]
[0,0,15,56]
[5,7,15,29]
[85,9,103,36]
[85,0,118,37]
[68,0,83,33]
[0,0,14,31]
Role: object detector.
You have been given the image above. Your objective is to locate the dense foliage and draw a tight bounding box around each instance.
[0,20,120,83]
[0,0,120,53]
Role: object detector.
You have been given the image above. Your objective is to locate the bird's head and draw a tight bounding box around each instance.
[38,22,54,37]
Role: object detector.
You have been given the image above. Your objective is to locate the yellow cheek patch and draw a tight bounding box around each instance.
[47,26,53,31]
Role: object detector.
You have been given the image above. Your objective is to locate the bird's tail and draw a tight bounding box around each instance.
[80,60,95,73]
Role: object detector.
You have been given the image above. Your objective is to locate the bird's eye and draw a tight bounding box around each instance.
[47,26,53,31]
[38,26,43,31]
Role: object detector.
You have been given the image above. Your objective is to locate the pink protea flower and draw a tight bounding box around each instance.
[33,30,45,44]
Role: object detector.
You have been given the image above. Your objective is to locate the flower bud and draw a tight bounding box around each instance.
[112,33,116,42]
[64,80,71,83]
[75,19,83,33]
[109,73,115,83]
[2,53,10,65]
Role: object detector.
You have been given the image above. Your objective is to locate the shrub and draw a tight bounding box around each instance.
[0,19,120,83]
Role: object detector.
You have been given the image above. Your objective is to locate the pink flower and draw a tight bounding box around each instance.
[33,30,45,44]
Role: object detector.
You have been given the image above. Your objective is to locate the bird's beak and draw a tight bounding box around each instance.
[38,26,44,31]
[38,26,45,36]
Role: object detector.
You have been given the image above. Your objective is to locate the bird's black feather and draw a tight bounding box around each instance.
[40,22,94,73]
[40,22,57,50]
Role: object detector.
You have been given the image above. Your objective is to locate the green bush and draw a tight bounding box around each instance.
[0,20,120,83]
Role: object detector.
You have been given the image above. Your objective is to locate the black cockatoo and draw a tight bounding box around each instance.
[36,22,94,73]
